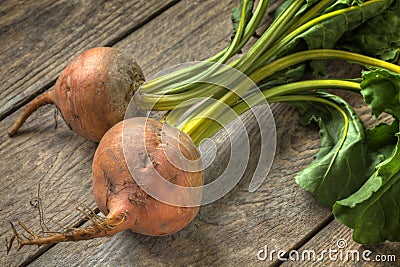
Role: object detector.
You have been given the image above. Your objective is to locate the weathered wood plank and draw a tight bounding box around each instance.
[0,0,179,121]
[114,0,236,76]
[25,102,332,267]
[26,74,395,265]
[0,108,98,266]
[2,1,398,267]
[1,0,239,266]
[6,1,336,265]
[280,220,400,267]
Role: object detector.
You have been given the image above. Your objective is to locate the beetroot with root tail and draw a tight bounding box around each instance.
[8,47,145,142]
[8,117,204,250]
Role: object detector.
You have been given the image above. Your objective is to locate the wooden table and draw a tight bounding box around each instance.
[1,1,399,266]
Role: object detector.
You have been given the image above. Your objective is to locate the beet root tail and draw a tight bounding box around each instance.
[8,90,55,137]
[7,214,126,253]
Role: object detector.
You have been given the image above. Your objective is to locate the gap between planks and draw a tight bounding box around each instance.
[0,0,180,122]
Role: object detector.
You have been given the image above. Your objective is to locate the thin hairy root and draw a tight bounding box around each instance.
[19,221,40,239]
[75,202,103,224]
[34,184,50,233]
[6,224,16,254]
[76,207,101,226]
[6,214,126,252]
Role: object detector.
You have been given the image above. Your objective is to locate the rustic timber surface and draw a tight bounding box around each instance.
[0,1,399,266]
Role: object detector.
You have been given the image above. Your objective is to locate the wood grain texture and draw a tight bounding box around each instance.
[1,0,398,266]
[1,0,239,266]
[7,1,334,265]
[114,0,238,77]
[0,0,178,121]
[0,107,98,266]
[280,220,400,267]
[26,102,332,267]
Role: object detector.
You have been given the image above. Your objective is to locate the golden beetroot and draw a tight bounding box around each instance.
[8,47,145,142]
[9,117,203,249]
[93,117,204,235]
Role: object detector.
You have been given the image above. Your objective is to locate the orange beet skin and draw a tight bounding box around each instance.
[92,117,204,236]
[8,117,204,250]
[9,47,145,142]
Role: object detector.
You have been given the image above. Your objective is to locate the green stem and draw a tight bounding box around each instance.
[269,95,349,166]
[217,0,250,63]
[283,0,335,36]
[140,1,393,114]
[136,81,226,110]
[141,0,269,96]
[254,0,390,67]
[179,48,400,140]
[209,0,271,62]
[139,1,396,146]
[182,49,400,135]
[165,98,212,129]
[192,79,359,141]
[140,47,399,139]
[160,0,300,103]
[263,79,360,98]
[250,49,400,84]
[235,0,304,74]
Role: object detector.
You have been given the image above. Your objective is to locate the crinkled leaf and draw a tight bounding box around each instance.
[278,0,367,20]
[293,93,370,206]
[360,68,400,119]
[332,71,400,245]
[365,120,399,164]
[281,0,393,54]
[231,0,255,40]
[276,0,319,17]
[277,0,394,75]
[337,1,400,63]
[324,0,365,13]
[333,125,400,244]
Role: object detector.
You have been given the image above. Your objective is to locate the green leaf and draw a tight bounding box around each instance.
[332,67,400,245]
[276,0,319,17]
[231,0,255,41]
[360,68,400,119]
[336,1,400,63]
[324,0,365,13]
[293,92,370,206]
[365,121,399,162]
[333,125,400,244]
[277,0,394,75]
[284,0,393,53]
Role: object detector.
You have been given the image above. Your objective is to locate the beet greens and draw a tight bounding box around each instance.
[133,0,400,244]
[8,0,400,248]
